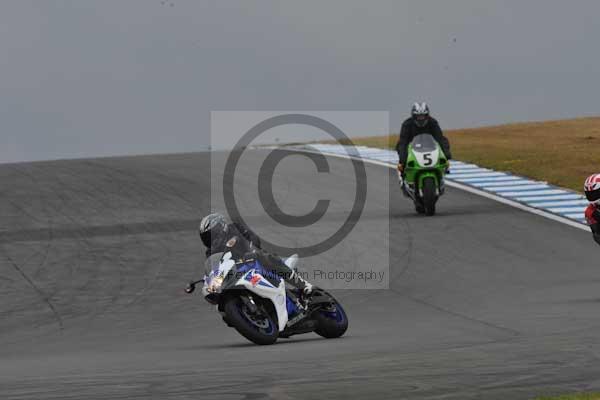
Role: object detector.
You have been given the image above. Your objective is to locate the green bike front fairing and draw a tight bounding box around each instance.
[401,133,448,199]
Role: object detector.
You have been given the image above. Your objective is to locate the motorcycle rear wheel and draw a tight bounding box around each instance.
[314,291,349,339]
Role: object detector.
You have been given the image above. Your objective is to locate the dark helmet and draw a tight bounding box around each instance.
[411,102,430,128]
[198,213,228,247]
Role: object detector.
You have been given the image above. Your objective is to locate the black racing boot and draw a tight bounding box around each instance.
[415,202,425,214]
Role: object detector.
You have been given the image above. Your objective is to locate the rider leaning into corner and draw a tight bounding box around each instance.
[196,213,313,294]
[584,174,600,246]
[395,102,453,174]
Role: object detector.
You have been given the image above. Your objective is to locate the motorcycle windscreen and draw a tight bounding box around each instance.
[410,134,437,153]
[204,252,225,275]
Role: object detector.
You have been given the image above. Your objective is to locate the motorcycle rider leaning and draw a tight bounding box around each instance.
[584,174,600,246]
[396,102,452,174]
[198,213,313,294]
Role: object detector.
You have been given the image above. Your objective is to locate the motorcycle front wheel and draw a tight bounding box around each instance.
[223,295,278,345]
[422,177,437,216]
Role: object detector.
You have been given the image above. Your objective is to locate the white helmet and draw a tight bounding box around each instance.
[585,174,600,204]
[411,102,430,128]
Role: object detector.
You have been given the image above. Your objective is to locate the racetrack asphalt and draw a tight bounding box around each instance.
[2,150,600,400]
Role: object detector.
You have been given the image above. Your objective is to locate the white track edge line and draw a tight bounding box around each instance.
[293,147,589,232]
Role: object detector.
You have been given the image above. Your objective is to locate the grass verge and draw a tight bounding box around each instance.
[347,117,600,192]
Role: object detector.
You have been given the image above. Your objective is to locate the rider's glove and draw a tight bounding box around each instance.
[397,163,404,173]
[592,208,600,222]
[240,251,257,264]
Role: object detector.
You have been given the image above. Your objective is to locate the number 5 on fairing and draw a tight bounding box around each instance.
[423,153,433,166]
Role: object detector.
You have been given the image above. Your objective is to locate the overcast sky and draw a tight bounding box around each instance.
[1,0,599,163]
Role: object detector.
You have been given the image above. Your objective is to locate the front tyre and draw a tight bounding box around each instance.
[223,296,278,345]
[314,292,349,339]
[422,177,437,216]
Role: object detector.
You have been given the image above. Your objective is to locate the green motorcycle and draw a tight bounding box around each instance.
[399,133,449,216]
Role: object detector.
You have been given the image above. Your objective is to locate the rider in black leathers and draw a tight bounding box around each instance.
[396,102,452,171]
[198,213,312,293]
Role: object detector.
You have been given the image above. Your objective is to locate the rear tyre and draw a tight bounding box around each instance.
[223,296,278,345]
[422,177,437,216]
[314,292,349,339]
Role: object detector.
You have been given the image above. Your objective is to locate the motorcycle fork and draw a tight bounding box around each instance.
[240,294,258,314]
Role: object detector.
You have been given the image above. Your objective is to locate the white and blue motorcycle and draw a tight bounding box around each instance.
[185,252,348,345]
